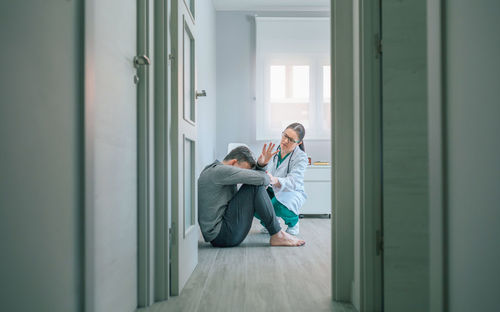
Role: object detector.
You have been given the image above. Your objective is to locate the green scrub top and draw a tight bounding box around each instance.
[276,148,291,169]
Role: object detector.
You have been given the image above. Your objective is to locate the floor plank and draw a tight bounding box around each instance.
[138,218,356,312]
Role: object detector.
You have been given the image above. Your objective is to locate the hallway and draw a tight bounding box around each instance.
[2,0,500,311]
[139,219,355,312]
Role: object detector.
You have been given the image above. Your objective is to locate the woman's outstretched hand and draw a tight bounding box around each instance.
[258,142,279,166]
[267,171,281,188]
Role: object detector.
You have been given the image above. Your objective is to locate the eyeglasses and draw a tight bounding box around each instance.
[281,132,301,144]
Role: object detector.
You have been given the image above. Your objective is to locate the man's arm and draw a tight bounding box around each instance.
[255,162,267,172]
[211,165,270,186]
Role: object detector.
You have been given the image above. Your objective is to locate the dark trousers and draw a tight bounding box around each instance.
[210,184,282,247]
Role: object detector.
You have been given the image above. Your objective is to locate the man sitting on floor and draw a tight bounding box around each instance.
[198,146,305,247]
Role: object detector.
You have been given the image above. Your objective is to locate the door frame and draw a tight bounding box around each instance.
[152,0,172,303]
[137,0,154,307]
[139,0,174,306]
[138,0,174,306]
[357,0,383,310]
[331,0,382,309]
[84,0,96,310]
[427,0,446,311]
[331,0,355,302]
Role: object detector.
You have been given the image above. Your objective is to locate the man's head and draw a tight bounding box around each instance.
[222,146,256,169]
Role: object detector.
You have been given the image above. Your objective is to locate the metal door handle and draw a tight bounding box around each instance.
[134,55,151,67]
[195,90,207,99]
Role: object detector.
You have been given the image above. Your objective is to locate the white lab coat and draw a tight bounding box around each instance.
[267,145,308,215]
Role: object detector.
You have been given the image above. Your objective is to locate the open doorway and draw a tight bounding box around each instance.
[191,1,339,310]
[141,0,382,311]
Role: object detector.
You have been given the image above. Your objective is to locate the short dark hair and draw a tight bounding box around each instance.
[223,146,256,168]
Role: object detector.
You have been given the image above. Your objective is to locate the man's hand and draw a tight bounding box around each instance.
[267,171,281,188]
[258,142,279,167]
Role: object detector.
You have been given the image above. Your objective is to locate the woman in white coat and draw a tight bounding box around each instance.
[256,123,308,235]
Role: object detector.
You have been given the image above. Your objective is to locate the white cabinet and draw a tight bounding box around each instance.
[300,166,332,216]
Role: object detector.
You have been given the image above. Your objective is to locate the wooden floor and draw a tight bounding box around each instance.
[138,218,356,312]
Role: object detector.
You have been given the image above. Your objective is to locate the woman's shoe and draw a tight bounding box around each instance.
[260,227,269,234]
[285,223,300,235]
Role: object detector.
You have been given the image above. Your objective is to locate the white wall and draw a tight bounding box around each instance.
[196,0,217,175]
[445,1,500,310]
[0,1,83,311]
[215,11,331,162]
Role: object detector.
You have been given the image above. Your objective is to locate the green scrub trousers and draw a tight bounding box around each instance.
[255,188,299,228]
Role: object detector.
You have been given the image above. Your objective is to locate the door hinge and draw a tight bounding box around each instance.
[375,34,382,58]
[376,230,384,255]
[170,222,176,245]
[167,54,175,67]
[195,90,207,99]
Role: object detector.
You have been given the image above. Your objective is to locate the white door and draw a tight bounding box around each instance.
[170,0,198,295]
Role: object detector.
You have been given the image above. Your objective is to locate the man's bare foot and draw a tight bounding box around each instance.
[270,230,305,246]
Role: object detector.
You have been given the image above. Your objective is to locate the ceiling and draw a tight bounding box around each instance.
[212,0,329,11]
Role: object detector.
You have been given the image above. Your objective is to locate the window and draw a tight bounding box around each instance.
[256,17,330,140]
[269,64,310,130]
[323,65,331,131]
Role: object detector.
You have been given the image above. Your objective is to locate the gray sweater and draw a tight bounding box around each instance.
[197,160,270,242]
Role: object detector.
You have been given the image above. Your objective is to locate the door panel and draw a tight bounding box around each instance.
[171,0,198,296]
[183,24,196,123]
[184,136,196,233]
[183,0,195,18]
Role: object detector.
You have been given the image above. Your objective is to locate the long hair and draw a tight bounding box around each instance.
[286,122,306,152]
